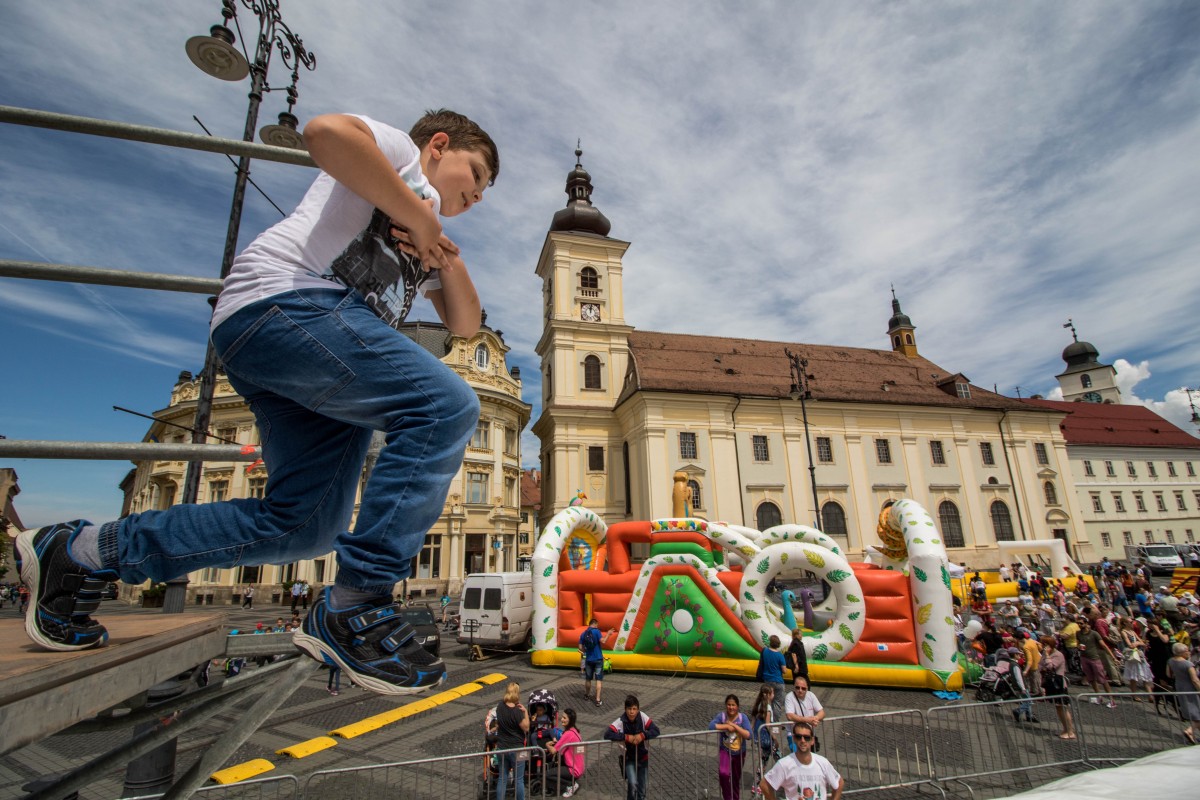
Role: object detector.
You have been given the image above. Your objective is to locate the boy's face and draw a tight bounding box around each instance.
[422,132,492,217]
[625,705,639,721]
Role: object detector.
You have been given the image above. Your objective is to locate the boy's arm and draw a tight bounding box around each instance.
[303,114,454,271]
[426,256,482,339]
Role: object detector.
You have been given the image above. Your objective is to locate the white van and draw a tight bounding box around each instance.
[456,571,533,651]
[1124,544,1183,575]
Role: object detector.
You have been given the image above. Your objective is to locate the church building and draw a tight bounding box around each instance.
[533,151,1093,566]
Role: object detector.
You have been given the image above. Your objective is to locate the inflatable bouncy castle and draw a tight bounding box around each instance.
[530,498,963,692]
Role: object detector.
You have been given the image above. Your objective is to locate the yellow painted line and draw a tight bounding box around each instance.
[277,736,338,759]
[330,675,506,739]
[475,673,508,685]
[210,758,274,784]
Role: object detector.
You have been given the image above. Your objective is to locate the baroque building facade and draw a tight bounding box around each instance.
[532,152,1094,567]
[122,320,530,603]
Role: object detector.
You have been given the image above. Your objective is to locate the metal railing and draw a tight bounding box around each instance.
[126,774,300,800]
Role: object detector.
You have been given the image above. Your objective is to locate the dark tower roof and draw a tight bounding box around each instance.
[549,145,611,237]
[887,289,913,331]
[1059,321,1103,374]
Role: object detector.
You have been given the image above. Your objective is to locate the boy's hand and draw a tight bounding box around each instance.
[389,199,458,270]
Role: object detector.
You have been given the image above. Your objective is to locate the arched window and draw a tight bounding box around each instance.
[938,501,965,548]
[904,334,913,345]
[1081,374,1092,389]
[687,480,702,511]
[583,355,602,389]
[1044,481,1058,505]
[991,500,1015,542]
[821,501,848,537]
[474,344,489,370]
[757,501,782,531]
[580,267,599,290]
[892,335,901,347]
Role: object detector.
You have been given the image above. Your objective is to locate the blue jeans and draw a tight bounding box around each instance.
[97,288,479,594]
[496,751,525,800]
[624,757,647,800]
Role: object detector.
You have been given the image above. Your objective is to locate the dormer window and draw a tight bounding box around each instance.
[474,344,489,370]
[956,382,971,399]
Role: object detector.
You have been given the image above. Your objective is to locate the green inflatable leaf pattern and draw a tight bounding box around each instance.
[921,641,934,662]
[543,565,554,577]
[846,594,861,603]
[761,630,771,647]
[848,612,861,621]
[623,619,631,631]
[925,633,936,641]
[745,579,758,587]
[832,547,841,555]
[941,565,951,590]
[756,559,770,574]
[546,628,556,643]
[812,644,828,660]
[543,616,550,623]
[780,552,789,564]
[744,610,761,620]
[744,591,755,602]
[804,550,825,568]
[831,642,843,651]
[944,616,954,626]
[912,538,924,544]
[839,623,854,642]
[664,556,674,563]
[951,651,958,664]
[826,570,851,583]
[912,566,928,583]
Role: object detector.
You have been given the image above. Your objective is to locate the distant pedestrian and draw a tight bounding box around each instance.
[290,581,303,614]
[757,634,787,724]
[580,618,615,707]
[242,585,254,609]
[710,694,751,800]
[494,682,531,800]
[1169,642,1200,744]
[783,677,824,754]
[327,663,342,696]
[786,628,809,683]
[760,722,843,800]
[750,684,781,793]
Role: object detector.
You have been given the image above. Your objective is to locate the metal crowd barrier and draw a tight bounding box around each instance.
[126,774,300,800]
[1075,690,1200,766]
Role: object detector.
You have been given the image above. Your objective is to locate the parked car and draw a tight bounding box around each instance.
[101,582,119,600]
[396,605,441,657]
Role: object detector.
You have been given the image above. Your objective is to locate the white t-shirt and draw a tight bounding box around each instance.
[211,115,442,330]
[784,690,823,721]
[764,753,842,799]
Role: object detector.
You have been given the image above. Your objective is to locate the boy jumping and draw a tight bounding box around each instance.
[15,109,498,696]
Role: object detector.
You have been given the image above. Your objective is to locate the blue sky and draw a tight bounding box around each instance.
[2,2,1199,529]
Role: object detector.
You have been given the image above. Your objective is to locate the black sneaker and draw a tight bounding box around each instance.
[293,587,446,695]
[14,521,110,651]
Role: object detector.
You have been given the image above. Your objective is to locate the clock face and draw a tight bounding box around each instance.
[1082,391,1103,403]
[581,303,600,322]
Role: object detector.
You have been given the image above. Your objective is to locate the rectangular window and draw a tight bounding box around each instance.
[483,588,502,610]
[1177,491,1187,511]
[930,440,946,465]
[588,445,605,471]
[216,426,238,444]
[1147,461,1157,477]
[519,532,529,544]
[1144,530,1154,544]
[418,535,441,578]
[875,438,892,464]
[1105,461,1116,476]
[1155,492,1168,512]
[1123,531,1133,545]
[679,432,697,460]
[466,471,489,504]
[956,382,971,399]
[463,587,481,610]
[248,477,266,499]
[520,511,529,523]
[1127,461,1137,477]
[504,426,517,454]
[208,480,228,503]
[504,476,517,507]
[200,567,222,583]
[1188,530,1195,543]
[1034,443,1049,465]
[816,437,833,463]
[1083,460,1094,476]
[1100,532,1111,548]
[1195,490,1200,508]
[471,421,490,449]
[312,559,326,583]
[1188,462,1196,477]
[979,442,995,466]
[1090,492,1104,512]
[1112,492,1125,512]
[752,435,770,462]
[1166,530,1175,544]
[1167,462,1177,477]
[1134,492,1146,512]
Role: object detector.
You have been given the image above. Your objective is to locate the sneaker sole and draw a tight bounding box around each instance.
[15,530,104,652]
[293,630,446,697]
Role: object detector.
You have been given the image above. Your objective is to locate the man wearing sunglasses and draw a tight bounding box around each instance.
[760,722,843,799]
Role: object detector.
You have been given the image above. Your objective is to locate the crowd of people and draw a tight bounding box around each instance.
[962,558,1200,744]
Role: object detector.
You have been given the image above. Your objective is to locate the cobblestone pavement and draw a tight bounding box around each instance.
[0,600,1190,799]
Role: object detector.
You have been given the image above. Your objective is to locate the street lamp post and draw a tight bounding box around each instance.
[1185,387,1200,432]
[786,349,821,530]
[166,0,316,610]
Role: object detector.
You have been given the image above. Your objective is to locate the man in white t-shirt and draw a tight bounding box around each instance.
[761,722,843,799]
[783,677,825,728]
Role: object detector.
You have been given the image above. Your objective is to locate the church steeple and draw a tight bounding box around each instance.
[887,288,918,358]
[1056,319,1120,403]
[549,143,611,237]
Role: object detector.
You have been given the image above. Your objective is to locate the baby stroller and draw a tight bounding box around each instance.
[975,659,1023,702]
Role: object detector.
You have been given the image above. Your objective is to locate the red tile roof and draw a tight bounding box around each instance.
[520,468,541,509]
[1022,399,1200,449]
[622,331,1030,411]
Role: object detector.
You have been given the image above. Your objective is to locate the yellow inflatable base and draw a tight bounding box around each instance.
[951,573,1096,602]
[531,649,962,692]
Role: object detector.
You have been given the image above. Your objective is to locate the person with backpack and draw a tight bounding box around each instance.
[494,682,531,800]
[709,694,751,800]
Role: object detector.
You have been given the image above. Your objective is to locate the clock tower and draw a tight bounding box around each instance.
[1056,320,1121,403]
[532,147,632,522]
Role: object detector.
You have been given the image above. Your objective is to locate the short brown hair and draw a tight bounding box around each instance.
[410,108,499,184]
